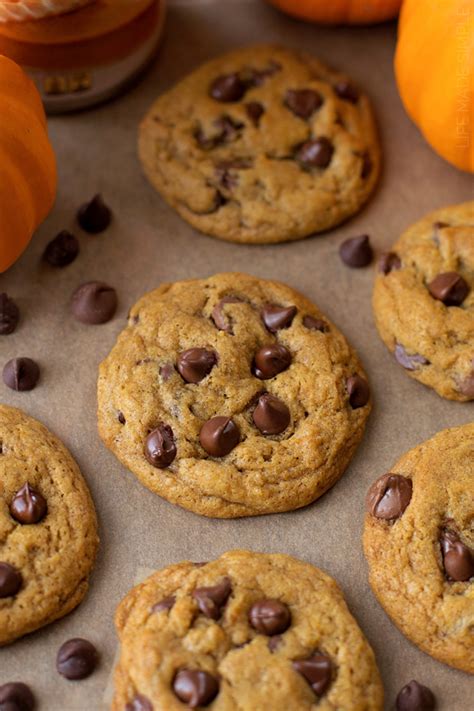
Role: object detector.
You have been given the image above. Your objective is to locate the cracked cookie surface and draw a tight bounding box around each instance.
[363,423,474,673]
[97,272,371,518]
[138,44,380,244]
[112,550,384,710]
[0,405,99,645]
[373,201,474,401]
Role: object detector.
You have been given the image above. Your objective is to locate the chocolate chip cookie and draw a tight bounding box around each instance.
[97,272,371,518]
[0,405,99,645]
[373,202,474,401]
[112,550,384,710]
[139,44,380,244]
[363,423,474,673]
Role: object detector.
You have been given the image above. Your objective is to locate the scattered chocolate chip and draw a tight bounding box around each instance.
[0,682,35,711]
[245,101,264,126]
[0,562,22,598]
[396,680,436,711]
[394,344,429,371]
[125,695,153,711]
[346,375,370,409]
[360,152,373,179]
[428,272,470,306]
[118,412,126,425]
[71,281,117,325]
[249,599,291,635]
[199,417,240,457]
[10,484,47,525]
[210,73,246,102]
[334,80,359,103]
[77,194,111,234]
[0,293,20,335]
[160,363,174,381]
[366,473,412,520]
[285,89,323,119]
[254,344,291,379]
[303,315,327,332]
[339,235,373,268]
[261,304,297,332]
[296,137,334,168]
[152,595,176,613]
[211,296,242,333]
[177,348,217,384]
[145,425,177,468]
[193,578,232,619]
[253,393,290,435]
[3,358,40,392]
[43,230,79,267]
[173,670,219,708]
[56,638,98,680]
[293,653,333,697]
[378,251,401,274]
[440,529,474,582]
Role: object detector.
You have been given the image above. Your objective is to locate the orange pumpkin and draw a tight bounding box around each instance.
[0,54,56,272]
[266,0,401,24]
[395,0,474,173]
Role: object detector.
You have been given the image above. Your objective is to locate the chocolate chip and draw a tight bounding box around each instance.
[334,80,359,103]
[3,358,40,392]
[360,151,373,178]
[303,315,327,332]
[210,73,246,102]
[71,281,117,324]
[145,425,176,468]
[177,348,217,384]
[285,89,323,119]
[254,344,291,379]
[56,638,98,680]
[10,484,47,525]
[346,375,370,409]
[253,393,290,435]
[339,235,373,267]
[293,653,333,697]
[125,695,153,711]
[378,251,401,274]
[0,563,22,598]
[196,116,243,149]
[43,230,79,267]
[428,272,470,306]
[211,296,242,333]
[440,529,474,582]
[296,138,334,168]
[245,101,264,126]
[261,304,297,332]
[152,595,176,613]
[0,682,35,711]
[118,412,126,425]
[173,670,219,708]
[193,578,232,619]
[77,194,112,233]
[0,294,20,335]
[216,159,251,190]
[199,416,240,457]
[249,599,291,635]
[396,680,436,711]
[394,344,429,371]
[268,635,282,652]
[433,221,448,231]
[366,473,412,520]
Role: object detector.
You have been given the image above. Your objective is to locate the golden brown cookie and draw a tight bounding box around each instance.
[373,202,474,401]
[97,272,371,518]
[0,405,99,645]
[363,423,474,673]
[139,44,380,244]
[113,550,384,710]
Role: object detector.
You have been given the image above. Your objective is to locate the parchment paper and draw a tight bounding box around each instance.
[0,0,473,708]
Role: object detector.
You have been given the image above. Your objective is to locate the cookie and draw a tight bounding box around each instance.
[97,272,371,518]
[112,550,384,710]
[363,423,474,673]
[0,405,99,645]
[373,202,474,401]
[138,44,380,244]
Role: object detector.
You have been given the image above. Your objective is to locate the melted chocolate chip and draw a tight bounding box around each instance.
[440,529,474,582]
[145,425,177,468]
[199,417,240,457]
[396,680,436,711]
[296,138,334,168]
[177,348,217,384]
[125,695,153,711]
[3,358,40,392]
[285,89,323,119]
[428,272,470,306]
[173,670,219,708]
[254,344,291,379]
[293,653,333,696]
[249,599,291,635]
[346,375,370,409]
[0,293,20,335]
[366,473,412,521]
[77,194,111,234]
[152,595,176,613]
[56,638,98,680]
[394,344,429,371]
[0,563,22,598]
[193,578,232,619]
[210,73,246,102]
[43,230,80,267]
[339,235,373,267]
[211,296,242,333]
[245,101,264,126]
[334,80,359,103]
[378,252,401,274]
[10,484,47,525]
[0,682,35,711]
[261,304,297,332]
[253,393,290,435]
[71,282,117,324]
[303,315,327,332]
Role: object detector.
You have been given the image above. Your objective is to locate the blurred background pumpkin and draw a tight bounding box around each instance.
[0,54,57,272]
[266,0,402,24]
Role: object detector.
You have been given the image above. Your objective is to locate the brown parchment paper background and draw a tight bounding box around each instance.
[1,0,473,708]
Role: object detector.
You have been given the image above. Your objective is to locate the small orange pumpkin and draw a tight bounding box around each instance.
[266,0,401,24]
[0,54,57,272]
[395,0,474,173]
